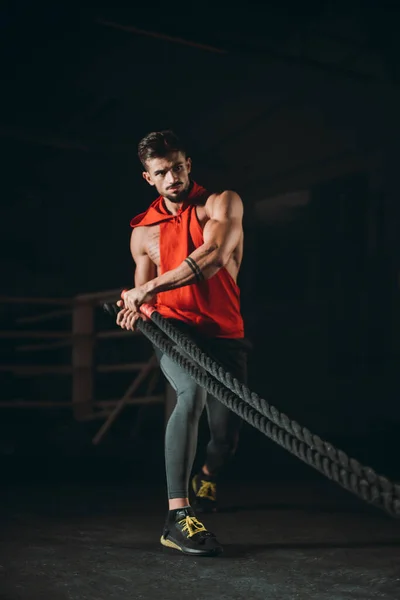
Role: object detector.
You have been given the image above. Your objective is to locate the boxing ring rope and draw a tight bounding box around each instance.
[105,301,400,518]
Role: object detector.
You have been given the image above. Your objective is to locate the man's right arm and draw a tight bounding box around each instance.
[130,226,156,288]
[117,227,156,329]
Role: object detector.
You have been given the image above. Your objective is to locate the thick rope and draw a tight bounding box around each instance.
[136,318,400,517]
[148,310,400,509]
[103,303,400,516]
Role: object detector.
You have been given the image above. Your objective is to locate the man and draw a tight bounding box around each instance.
[117,130,248,556]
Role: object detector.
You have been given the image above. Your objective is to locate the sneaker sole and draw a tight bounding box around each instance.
[160,535,222,557]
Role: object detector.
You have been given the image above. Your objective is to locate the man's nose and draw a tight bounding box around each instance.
[165,170,179,185]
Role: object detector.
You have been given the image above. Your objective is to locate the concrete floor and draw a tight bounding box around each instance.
[1,480,399,600]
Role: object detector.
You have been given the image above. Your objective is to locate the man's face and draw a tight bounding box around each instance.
[142,151,192,203]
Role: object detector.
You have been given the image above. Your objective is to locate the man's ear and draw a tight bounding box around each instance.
[186,157,192,174]
[142,171,155,186]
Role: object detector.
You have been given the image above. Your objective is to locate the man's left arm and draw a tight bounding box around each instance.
[122,191,243,313]
[146,190,243,293]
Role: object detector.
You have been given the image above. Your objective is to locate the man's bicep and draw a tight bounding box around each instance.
[203,217,242,252]
[203,192,243,250]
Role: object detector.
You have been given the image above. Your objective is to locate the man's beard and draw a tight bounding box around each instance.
[164,181,191,203]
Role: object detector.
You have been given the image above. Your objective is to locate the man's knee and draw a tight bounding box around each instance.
[160,353,197,394]
[175,384,205,421]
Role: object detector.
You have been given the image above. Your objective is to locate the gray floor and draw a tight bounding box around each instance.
[1,481,399,600]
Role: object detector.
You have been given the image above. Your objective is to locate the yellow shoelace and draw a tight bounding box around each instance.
[178,516,207,538]
[196,480,216,501]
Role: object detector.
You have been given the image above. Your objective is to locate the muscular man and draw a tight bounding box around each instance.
[117,130,248,556]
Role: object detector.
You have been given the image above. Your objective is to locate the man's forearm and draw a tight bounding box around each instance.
[143,243,223,296]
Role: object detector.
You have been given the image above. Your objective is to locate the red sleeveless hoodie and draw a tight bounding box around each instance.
[130,182,244,338]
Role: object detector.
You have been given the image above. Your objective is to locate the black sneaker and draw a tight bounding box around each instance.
[191,472,218,513]
[160,507,222,556]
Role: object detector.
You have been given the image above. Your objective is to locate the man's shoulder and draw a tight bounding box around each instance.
[205,189,243,210]
[206,189,241,200]
[130,224,149,239]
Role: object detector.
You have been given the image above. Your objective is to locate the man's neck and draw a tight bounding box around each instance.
[162,181,193,215]
[163,198,183,216]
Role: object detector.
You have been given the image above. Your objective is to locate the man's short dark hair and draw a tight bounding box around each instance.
[137,130,187,168]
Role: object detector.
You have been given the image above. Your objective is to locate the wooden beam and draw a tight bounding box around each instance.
[0,363,149,375]
[75,288,122,303]
[72,303,94,419]
[0,296,71,305]
[0,395,164,409]
[97,329,140,339]
[17,339,72,352]
[0,401,72,408]
[16,330,140,351]
[92,355,158,444]
[95,395,163,408]
[17,308,72,325]
[0,331,71,339]
[96,19,228,55]
[96,17,393,86]
[0,365,73,375]
[96,363,149,373]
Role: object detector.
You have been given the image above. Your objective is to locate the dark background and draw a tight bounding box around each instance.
[1,1,400,486]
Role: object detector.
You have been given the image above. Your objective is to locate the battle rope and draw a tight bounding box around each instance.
[104,302,400,517]
[145,308,399,502]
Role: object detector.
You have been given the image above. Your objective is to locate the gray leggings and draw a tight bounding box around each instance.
[155,334,248,499]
